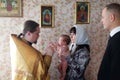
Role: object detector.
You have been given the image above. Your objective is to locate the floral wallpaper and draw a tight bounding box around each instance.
[0,0,120,80]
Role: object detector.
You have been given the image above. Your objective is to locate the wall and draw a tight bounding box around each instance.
[0,0,119,80]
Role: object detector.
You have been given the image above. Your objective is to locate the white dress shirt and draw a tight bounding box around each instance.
[110,26,120,37]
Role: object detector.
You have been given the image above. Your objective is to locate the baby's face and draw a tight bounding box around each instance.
[58,37,66,46]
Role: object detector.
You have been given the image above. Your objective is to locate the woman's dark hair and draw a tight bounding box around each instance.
[70,27,76,34]
[23,20,39,34]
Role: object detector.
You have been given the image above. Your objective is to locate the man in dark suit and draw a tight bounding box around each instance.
[98,3,120,80]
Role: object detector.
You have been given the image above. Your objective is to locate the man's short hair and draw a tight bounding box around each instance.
[23,20,39,34]
[106,3,120,20]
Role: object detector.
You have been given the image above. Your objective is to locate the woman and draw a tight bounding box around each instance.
[65,25,90,80]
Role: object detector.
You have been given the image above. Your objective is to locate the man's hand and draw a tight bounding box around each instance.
[44,42,56,56]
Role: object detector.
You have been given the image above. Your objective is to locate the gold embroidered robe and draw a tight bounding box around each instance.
[10,34,51,80]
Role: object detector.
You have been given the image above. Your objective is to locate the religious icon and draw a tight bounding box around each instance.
[43,9,51,25]
[75,2,90,24]
[41,5,54,28]
[0,0,22,17]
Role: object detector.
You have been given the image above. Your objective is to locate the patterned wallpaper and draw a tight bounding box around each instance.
[0,0,119,80]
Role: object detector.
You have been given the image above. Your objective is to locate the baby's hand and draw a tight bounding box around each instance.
[44,42,56,56]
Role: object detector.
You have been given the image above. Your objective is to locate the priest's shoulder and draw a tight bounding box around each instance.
[11,34,17,37]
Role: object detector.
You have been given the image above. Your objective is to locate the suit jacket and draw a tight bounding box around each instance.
[98,31,120,80]
[10,34,51,80]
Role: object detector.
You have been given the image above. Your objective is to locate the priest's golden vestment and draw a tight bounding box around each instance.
[10,34,51,80]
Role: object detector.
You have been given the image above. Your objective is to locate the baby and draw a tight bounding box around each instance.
[57,34,71,80]
[48,34,71,80]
